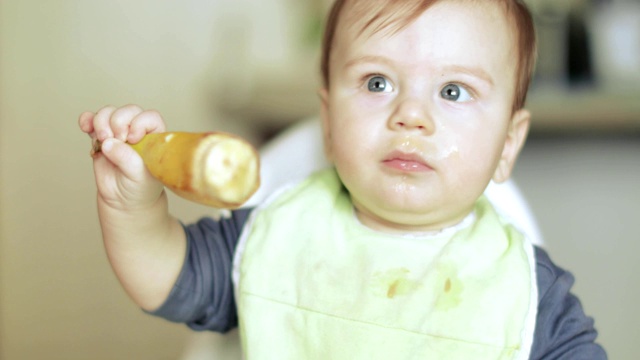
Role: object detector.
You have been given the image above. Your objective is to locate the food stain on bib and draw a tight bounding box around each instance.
[370,268,420,299]
[434,264,463,311]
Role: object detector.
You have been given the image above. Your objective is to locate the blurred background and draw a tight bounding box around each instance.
[1,0,638,359]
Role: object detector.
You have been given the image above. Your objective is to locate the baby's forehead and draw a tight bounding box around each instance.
[338,0,514,41]
[338,0,427,40]
[332,0,520,82]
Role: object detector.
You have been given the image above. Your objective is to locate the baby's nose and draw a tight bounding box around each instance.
[389,98,435,134]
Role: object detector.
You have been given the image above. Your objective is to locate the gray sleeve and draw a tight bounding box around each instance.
[531,247,607,359]
[147,208,252,333]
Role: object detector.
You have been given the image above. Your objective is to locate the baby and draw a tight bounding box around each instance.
[79,0,606,358]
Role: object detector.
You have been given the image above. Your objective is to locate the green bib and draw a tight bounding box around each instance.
[236,169,537,359]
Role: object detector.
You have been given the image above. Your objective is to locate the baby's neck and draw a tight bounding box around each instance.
[353,209,477,239]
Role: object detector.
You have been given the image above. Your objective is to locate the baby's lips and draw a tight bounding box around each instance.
[382,150,434,172]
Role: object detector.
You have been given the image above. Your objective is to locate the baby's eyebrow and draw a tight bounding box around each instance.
[344,55,395,69]
[440,65,494,87]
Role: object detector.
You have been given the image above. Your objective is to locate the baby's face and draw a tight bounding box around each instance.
[320,0,529,233]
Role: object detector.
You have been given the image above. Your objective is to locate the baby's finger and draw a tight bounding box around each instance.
[78,111,96,137]
[99,138,146,182]
[127,110,167,144]
[93,105,117,141]
[110,104,144,142]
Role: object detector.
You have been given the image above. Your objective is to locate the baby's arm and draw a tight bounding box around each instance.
[78,105,186,311]
[531,248,607,359]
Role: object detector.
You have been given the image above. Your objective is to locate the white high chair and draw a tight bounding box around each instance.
[179,116,543,360]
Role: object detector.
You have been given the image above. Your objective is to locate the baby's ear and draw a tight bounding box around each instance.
[493,109,530,183]
[318,88,334,161]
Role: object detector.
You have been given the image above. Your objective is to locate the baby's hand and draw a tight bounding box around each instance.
[78,105,167,211]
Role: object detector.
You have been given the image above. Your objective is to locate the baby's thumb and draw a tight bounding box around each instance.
[100,138,147,181]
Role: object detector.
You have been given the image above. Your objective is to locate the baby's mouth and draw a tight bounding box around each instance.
[382,151,433,172]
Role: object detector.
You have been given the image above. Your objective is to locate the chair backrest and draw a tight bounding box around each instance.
[247,116,544,246]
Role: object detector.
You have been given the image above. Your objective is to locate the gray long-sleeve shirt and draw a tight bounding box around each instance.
[150,210,607,359]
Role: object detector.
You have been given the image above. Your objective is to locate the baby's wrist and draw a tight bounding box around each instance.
[97,189,168,217]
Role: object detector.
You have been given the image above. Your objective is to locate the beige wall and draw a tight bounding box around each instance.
[0,0,267,358]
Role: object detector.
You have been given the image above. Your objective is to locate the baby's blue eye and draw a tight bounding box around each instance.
[440,84,472,102]
[367,76,393,93]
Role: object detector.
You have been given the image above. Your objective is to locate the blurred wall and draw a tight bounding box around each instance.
[0,0,278,358]
[513,137,640,360]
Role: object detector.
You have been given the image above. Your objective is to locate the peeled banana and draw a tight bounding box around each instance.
[92,132,260,209]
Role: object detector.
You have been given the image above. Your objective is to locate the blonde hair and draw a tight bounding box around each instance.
[320,0,537,112]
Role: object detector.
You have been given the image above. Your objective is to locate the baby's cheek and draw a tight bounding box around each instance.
[434,143,461,162]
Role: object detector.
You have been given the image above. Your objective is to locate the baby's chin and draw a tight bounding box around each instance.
[353,202,469,235]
